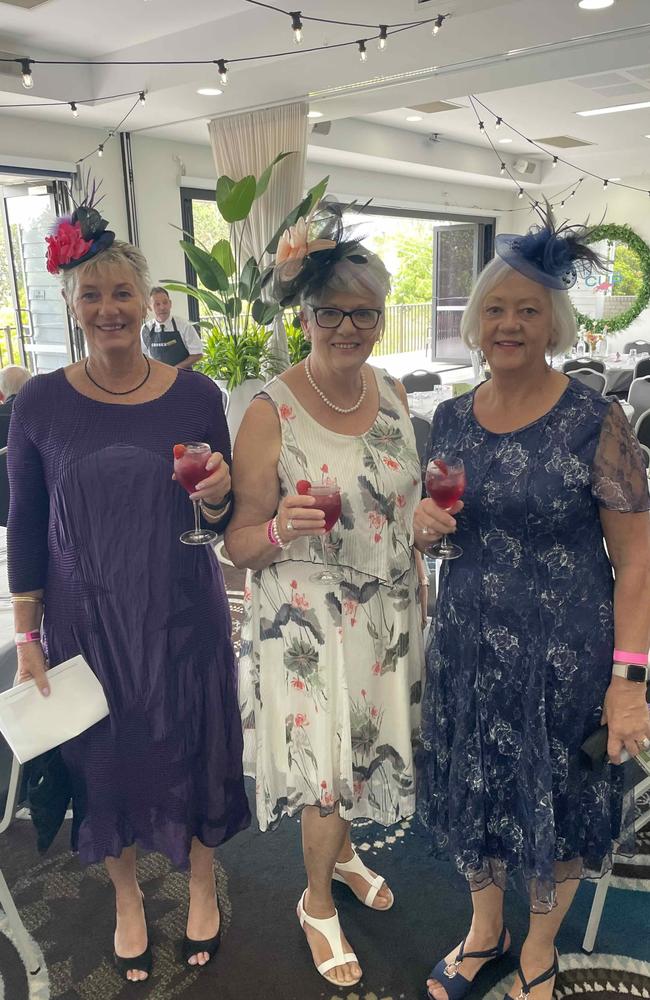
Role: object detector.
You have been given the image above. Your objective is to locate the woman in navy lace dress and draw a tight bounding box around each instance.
[8,201,250,983]
[414,214,650,1000]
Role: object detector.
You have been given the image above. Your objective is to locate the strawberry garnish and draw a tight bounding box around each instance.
[433,459,449,475]
[173,443,186,459]
[296,479,311,495]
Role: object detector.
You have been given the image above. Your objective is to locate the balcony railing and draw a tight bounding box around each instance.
[374,302,432,357]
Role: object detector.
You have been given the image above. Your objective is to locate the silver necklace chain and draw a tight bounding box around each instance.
[304,356,367,414]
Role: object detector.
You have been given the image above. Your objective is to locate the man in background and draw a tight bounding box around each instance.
[141,287,203,369]
[0,365,31,449]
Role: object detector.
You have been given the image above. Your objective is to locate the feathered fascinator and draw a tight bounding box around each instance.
[45,174,115,275]
[495,203,605,290]
[267,200,370,307]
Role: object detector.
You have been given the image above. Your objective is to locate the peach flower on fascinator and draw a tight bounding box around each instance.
[276,213,336,280]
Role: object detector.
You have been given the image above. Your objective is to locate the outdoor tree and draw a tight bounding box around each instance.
[613,243,643,297]
[373,220,433,304]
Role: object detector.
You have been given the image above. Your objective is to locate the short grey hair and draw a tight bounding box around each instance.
[460,257,578,355]
[301,248,391,307]
[61,240,150,307]
[0,365,31,397]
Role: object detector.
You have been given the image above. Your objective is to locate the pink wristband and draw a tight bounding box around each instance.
[613,649,648,666]
[267,519,280,546]
[15,630,41,645]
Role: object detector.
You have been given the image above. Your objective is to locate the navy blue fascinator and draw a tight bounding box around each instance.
[495,204,605,290]
[46,174,115,275]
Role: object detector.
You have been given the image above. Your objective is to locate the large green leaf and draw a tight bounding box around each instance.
[179,241,229,292]
[225,296,243,318]
[161,280,227,314]
[215,175,235,213]
[216,175,257,223]
[255,151,294,201]
[264,175,329,255]
[251,298,281,326]
[239,257,262,301]
[211,239,236,277]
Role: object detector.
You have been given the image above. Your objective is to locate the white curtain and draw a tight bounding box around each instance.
[208,102,309,362]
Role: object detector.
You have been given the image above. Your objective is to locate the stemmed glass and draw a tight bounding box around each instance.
[173,442,217,546]
[308,482,343,583]
[424,456,466,560]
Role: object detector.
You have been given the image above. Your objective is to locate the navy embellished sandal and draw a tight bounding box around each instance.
[427,926,510,1000]
[504,949,559,1000]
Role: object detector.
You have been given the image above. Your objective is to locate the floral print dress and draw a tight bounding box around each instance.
[239,369,424,831]
[418,379,650,910]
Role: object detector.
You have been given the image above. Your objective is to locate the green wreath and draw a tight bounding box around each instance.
[572,223,650,334]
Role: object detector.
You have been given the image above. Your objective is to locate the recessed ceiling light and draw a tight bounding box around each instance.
[406,114,423,122]
[498,138,513,144]
[307,110,323,118]
[577,99,650,116]
[577,0,615,9]
[197,87,223,96]
[645,134,650,139]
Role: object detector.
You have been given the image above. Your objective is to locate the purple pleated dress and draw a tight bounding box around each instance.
[7,368,251,867]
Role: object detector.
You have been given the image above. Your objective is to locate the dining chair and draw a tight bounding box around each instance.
[627,377,650,427]
[562,358,606,375]
[638,443,650,469]
[401,370,442,392]
[624,339,650,354]
[569,369,607,394]
[634,407,650,449]
[633,357,650,380]
[410,415,432,468]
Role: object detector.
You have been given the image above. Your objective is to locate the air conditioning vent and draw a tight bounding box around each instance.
[535,135,593,149]
[407,101,461,114]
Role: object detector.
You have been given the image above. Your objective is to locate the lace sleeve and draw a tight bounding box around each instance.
[591,401,650,512]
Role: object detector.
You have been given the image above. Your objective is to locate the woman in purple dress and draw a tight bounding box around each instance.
[8,200,250,983]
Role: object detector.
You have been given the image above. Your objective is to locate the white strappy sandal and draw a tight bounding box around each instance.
[332,849,395,910]
[296,889,362,987]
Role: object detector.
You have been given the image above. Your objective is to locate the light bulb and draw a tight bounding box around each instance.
[139,91,146,105]
[495,117,502,129]
[500,162,506,175]
[603,179,608,189]
[552,156,559,168]
[70,102,78,117]
[478,121,485,132]
[518,188,524,199]
[432,14,444,35]
[378,25,388,50]
[290,11,303,44]
[98,144,104,158]
[216,59,228,86]
[357,40,367,62]
[20,59,33,89]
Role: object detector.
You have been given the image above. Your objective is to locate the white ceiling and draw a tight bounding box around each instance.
[1,0,649,193]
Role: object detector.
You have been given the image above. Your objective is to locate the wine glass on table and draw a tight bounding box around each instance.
[173,442,217,546]
[424,456,466,560]
[308,482,343,583]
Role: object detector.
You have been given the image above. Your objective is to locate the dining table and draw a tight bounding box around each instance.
[554,353,643,395]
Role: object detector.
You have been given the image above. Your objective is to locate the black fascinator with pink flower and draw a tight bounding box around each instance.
[46,175,114,275]
[496,203,605,290]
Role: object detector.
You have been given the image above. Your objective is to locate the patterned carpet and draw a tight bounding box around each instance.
[1,566,649,999]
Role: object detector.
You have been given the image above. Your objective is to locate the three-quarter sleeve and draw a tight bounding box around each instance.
[7,407,50,592]
[591,401,650,512]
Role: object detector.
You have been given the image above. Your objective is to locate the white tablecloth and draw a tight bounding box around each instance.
[555,355,641,394]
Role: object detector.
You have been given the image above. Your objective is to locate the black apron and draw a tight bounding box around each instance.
[143,318,189,366]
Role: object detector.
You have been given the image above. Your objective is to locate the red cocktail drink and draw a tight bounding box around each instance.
[308,486,342,532]
[424,456,466,560]
[174,449,210,494]
[173,441,217,546]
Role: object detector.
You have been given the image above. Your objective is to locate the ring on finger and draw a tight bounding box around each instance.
[421,527,429,535]
[286,518,294,532]
[640,736,650,751]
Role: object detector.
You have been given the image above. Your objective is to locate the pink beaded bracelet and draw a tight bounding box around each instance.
[613,649,648,666]
[267,518,280,546]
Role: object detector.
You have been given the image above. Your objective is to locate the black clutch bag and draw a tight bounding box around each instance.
[579,724,645,784]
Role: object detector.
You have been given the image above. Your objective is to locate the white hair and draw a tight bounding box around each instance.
[0,365,31,397]
[460,257,578,355]
[301,249,391,307]
[61,240,150,308]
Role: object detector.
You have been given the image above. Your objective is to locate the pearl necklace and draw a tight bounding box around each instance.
[305,356,367,414]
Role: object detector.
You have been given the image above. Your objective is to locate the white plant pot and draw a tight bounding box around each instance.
[216,378,265,443]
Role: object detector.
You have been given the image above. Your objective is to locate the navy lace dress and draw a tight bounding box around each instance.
[417,379,649,910]
[7,369,251,867]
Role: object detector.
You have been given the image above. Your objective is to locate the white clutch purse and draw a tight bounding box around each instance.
[0,655,109,764]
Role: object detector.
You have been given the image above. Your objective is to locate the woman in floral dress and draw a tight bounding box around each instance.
[226,209,425,988]
[414,212,650,1000]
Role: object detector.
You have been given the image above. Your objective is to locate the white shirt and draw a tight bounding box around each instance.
[140,315,203,357]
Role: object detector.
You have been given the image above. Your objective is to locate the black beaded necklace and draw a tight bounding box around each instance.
[84,356,151,396]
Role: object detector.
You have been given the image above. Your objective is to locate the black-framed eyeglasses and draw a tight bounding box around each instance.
[309,306,383,330]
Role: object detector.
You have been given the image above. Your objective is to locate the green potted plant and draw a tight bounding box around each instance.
[164,153,327,435]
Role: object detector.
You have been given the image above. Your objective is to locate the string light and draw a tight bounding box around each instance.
[378,25,388,50]
[552,156,559,168]
[500,162,506,175]
[478,121,485,132]
[603,179,609,189]
[432,14,445,34]
[20,59,33,89]
[290,11,303,44]
[70,102,78,117]
[216,59,228,85]
[357,39,368,62]
[97,144,104,158]
[139,91,146,105]
[517,188,524,199]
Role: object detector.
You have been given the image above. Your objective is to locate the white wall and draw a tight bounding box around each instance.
[540,178,650,350]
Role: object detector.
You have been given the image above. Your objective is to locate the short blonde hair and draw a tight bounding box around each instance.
[460,257,578,355]
[61,240,150,307]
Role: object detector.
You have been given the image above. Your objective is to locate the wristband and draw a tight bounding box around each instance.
[15,630,41,645]
[202,490,232,512]
[613,649,648,666]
